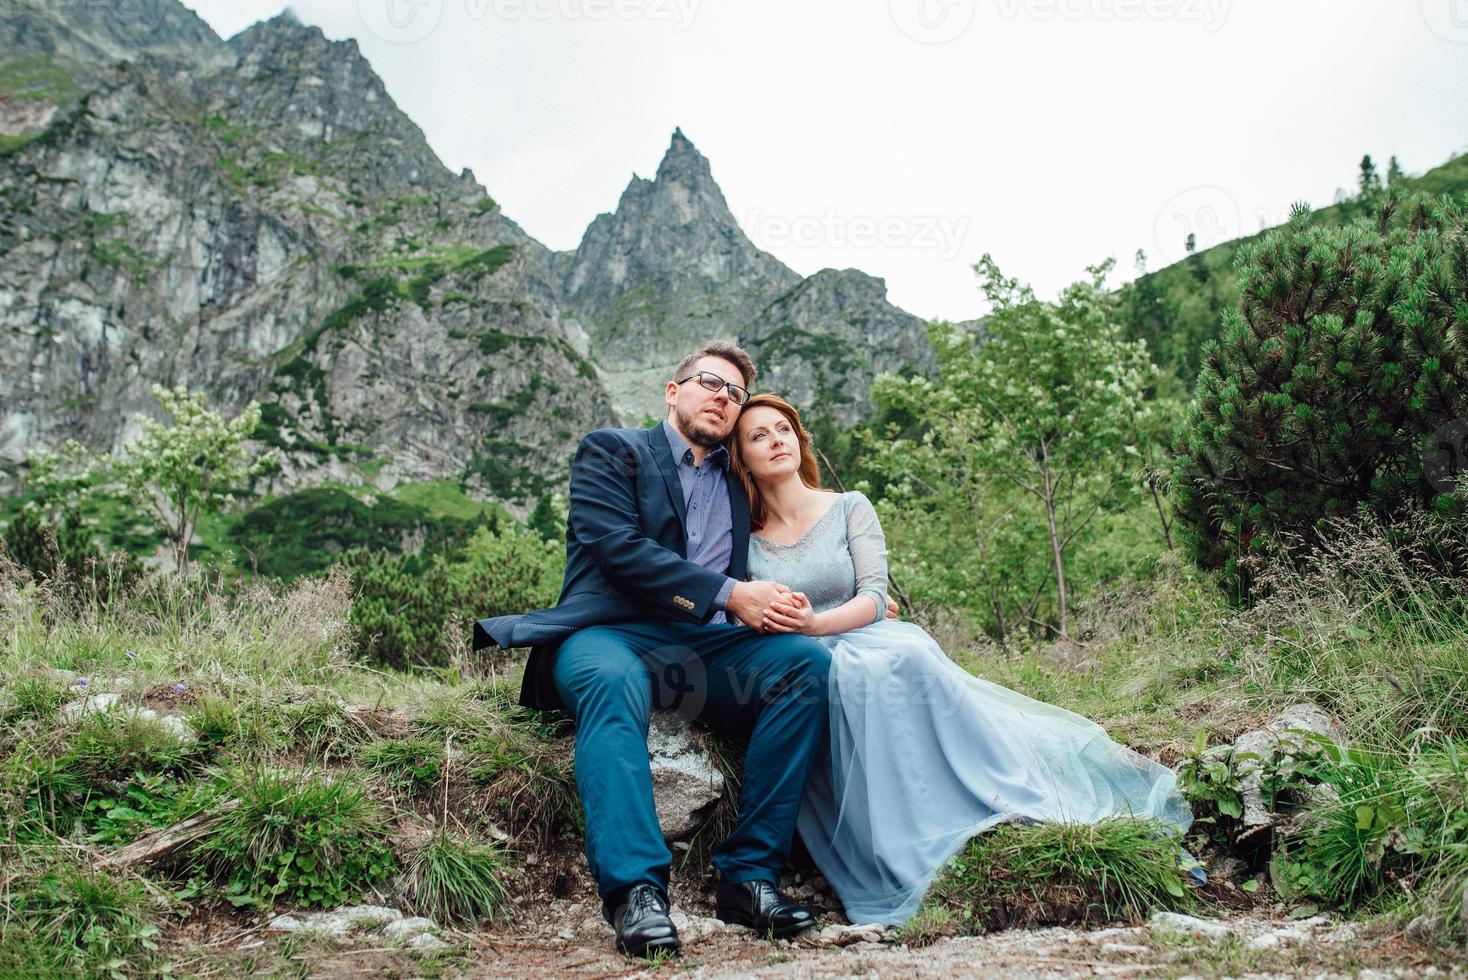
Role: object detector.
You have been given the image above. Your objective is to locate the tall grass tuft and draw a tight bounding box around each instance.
[0,558,355,688]
[921,819,1194,936]
[194,765,397,909]
[402,831,512,924]
[361,737,444,794]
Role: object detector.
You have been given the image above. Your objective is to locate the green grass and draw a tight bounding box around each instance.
[0,55,80,103]
[389,479,508,523]
[402,831,512,924]
[361,736,444,793]
[195,765,397,909]
[913,819,1195,939]
[0,856,164,974]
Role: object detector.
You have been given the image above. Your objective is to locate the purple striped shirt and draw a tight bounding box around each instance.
[661,421,737,623]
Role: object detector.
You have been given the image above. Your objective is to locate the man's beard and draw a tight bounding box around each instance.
[675,403,729,447]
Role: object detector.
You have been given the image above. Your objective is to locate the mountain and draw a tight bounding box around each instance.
[0,0,933,510]
[559,128,932,425]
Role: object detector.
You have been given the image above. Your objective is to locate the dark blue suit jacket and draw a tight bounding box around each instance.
[474,423,751,711]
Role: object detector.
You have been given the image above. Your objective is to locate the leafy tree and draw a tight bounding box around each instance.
[1359,154,1382,199]
[870,257,1161,641]
[4,442,105,581]
[1172,194,1468,597]
[527,492,566,543]
[335,520,563,669]
[114,385,274,573]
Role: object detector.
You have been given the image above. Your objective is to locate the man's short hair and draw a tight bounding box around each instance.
[674,341,757,390]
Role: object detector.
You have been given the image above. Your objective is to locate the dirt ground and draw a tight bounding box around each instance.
[175,852,1467,979]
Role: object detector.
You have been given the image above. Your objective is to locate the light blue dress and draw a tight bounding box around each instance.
[747,491,1192,925]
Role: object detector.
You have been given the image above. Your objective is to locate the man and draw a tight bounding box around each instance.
[475,341,829,957]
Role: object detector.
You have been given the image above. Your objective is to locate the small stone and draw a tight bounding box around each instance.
[1405,914,1439,943]
[1247,928,1311,950]
[1099,943,1150,956]
[59,692,121,721]
[334,905,404,926]
[1211,856,1248,881]
[407,933,448,951]
[297,913,354,937]
[382,916,435,940]
[557,927,574,940]
[156,714,196,743]
[1149,912,1231,941]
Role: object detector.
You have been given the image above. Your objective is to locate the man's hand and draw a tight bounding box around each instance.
[728,580,793,632]
[885,596,901,620]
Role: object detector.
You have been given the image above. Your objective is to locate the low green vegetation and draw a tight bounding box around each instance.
[402,831,513,924]
[906,818,1194,942]
[196,765,398,909]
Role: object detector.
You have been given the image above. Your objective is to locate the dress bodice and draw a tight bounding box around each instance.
[746,491,888,624]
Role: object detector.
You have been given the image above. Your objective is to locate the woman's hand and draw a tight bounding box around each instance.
[763,592,819,635]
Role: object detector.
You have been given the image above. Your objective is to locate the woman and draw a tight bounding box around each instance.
[728,393,1195,926]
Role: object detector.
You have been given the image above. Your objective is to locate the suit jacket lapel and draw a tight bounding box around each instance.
[728,472,750,580]
[647,423,689,534]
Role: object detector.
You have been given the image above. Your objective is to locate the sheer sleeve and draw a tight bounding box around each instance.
[845,491,888,625]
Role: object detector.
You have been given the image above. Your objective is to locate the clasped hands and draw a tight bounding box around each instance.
[728,580,899,635]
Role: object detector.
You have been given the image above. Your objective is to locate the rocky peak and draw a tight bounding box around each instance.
[561,129,801,419]
[215,12,461,202]
[558,129,931,424]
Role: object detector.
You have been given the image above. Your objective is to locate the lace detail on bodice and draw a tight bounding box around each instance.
[747,491,888,622]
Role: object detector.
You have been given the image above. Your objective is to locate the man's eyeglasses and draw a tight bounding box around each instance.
[675,370,750,405]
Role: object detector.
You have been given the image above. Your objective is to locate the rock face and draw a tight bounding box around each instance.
[1230,702,1348,831]
[647,712,725,840]
[560,129,933,425]
[1,0,933,503]
[0,3,607,504]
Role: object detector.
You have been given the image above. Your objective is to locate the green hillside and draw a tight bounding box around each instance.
[1118,151,1468,389]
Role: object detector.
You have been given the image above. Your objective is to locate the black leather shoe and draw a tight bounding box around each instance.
[611,884,681,957]
[714,877,817,939]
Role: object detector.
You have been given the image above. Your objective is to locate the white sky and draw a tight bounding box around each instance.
[183,0,1467,322]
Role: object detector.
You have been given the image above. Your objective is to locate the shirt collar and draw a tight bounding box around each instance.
[661,420,729,470]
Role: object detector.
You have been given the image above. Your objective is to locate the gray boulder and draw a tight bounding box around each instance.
[647,712,725,841]
[1232,703,1348,830]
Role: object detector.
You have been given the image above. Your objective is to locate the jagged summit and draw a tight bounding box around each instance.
[0,7,931,499]
[559,128,930,423]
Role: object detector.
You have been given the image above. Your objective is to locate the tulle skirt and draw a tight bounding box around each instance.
[796,620,1192,925]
